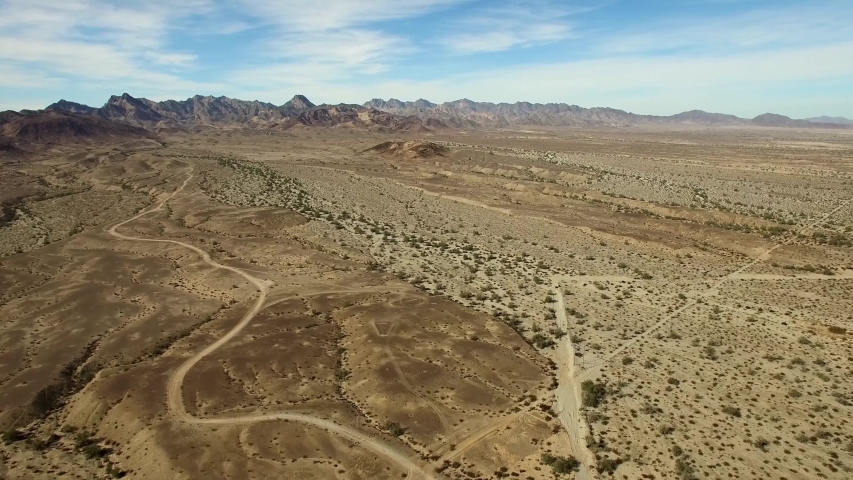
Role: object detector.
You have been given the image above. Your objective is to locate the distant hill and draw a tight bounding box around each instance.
[669,110,745,125]
[0,111,156,147]
[806,116,853,125]
[363,98,706,127]
[363,98,851,130]
[750,113,849,129]
[366,140,449,159]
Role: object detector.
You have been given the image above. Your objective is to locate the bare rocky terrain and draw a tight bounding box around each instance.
[0,116,851,480]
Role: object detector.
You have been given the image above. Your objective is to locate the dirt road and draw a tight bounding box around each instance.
[109,172,438,480]
[552,287,597,480]
[576,198,851,379]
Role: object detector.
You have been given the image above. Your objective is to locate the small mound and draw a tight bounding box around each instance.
[366,140,448,159]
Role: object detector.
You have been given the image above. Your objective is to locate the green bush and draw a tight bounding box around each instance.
[385,421,405,436]
[721,405,741,417]
[597,457,622,474]
[2,429,26,444]
[531,333,556,349]
[81,443,111,459]
[675,458,697,480]
[581,380,608,408]
[541,453,580,474]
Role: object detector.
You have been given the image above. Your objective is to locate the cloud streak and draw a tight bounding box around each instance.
[438,1,580,53]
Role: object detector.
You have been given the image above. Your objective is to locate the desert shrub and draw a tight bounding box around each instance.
[828,325,846,335]
[675,458,697,480]
[385,421,405,436]
[548,327,567,339]
[74,431,95,449]
[541,453,580,474]
[581,380,608,408]
[721,405,741,417]
[81,443,111,459]
[2,429,26,444]
[597,457,622,474]
[531,333,555,349]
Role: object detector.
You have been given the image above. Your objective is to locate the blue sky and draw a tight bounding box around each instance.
[1,0,851,117]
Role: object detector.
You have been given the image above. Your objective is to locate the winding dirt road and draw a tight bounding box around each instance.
[108,172,438,480]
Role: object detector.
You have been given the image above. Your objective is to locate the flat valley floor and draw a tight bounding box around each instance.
[1,125,852,480]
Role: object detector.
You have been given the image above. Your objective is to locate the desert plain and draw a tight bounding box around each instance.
[1,124,852,480]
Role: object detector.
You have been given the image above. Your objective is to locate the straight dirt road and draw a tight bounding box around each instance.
[553,286,596,480]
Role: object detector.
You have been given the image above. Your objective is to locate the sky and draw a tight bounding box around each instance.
[0,0,851,118]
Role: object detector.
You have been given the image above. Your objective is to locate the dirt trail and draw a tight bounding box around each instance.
[108,171,438,480]
[552,287,597,480]
[385,347,454,435]
[576,198,850,379]
[436,411,528,463]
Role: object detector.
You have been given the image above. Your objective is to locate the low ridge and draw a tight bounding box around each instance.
[366,140,449,159]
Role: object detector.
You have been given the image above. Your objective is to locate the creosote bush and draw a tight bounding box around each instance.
[541,453,580,474]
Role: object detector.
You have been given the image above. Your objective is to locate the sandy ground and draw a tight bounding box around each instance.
[1,125,852,479]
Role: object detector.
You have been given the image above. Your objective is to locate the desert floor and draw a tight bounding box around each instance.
[1,125,852,480]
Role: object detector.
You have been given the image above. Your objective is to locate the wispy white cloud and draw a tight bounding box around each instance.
[0,0,220,99]
[438,1,580,54]
[227,0,460,96]
[266,29,413,69]
[237,0,465,31]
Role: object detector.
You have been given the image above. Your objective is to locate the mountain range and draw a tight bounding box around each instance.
[35,93,443,133]
[363,98,850,129]
[1,94,850,145]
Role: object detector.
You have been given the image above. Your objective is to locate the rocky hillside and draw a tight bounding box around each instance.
[0,111,156,147]
[41,94,445,133]
[363,98,852,129]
